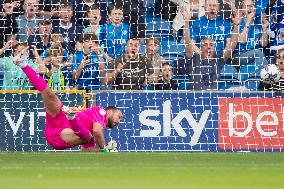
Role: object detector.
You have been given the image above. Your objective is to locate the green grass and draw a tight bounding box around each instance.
[0,152,284,189]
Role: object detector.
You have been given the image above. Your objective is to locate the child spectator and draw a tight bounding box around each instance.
[144,37,166,81]
[154,63,178,90]
[72,34,106,90]
[100,4,130,59]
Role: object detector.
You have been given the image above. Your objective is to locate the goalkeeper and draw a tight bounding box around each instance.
[13,48,123,152]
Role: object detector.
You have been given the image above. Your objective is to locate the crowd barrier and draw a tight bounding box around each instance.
[0,90,283,152]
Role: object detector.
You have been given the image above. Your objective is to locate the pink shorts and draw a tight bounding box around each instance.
[44,105,75,150]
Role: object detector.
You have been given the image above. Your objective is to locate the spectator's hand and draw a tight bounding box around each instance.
[245,10,256,26]
[105,55,113,63]
[80,56,90,68]
[75,42,83,52]
[3,40,14,50]
[261,13,269,29]
[93,46,104,57]
[31,45,40,58]
[181,6,192,21]
[224,0,236,11]
[231,11,242,26]
[12,1,21,8]
[26,28,35,37]
[3,3,14,14]
[146,73,155,84]
[50,8,59,17]
[115,63,123,74]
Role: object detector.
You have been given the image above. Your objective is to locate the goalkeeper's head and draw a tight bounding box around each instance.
[105,106,123,129]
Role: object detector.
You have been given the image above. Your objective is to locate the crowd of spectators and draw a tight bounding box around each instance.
[0,0,283,91]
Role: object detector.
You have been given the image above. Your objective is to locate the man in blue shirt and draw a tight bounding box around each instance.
[232,0,268,74]
[52,2,84,54]
[72,34,106,90]
[183,7,240,90]
[190,0,232,57]
[100,4,130,59]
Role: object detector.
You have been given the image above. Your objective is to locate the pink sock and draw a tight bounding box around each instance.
[22,65,48,92]
[69,117,91,140]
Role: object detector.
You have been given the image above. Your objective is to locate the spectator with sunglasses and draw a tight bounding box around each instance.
[259,49,284,91]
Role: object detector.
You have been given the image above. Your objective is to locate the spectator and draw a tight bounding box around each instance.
[83,4,101,38]
[52,2,84,54]
[100,4,130,59]
[74,0,108,26]
[171,0,203,34]
[232,0,268,71]
[112,0,145,39]
[144,37,166,81]
[27,18,52,59]
[43,48,72,90]
[189,0,232,57]
[106,38,154,90]
[154,63,178,90]
[267,0,284,50]
[183,7,241,90]
[0,0,18,51]
[0,0,23,16]
[37,0,61,18]
[40,33,69,61]
[0,43,46,89]
[16,0,40,43]
[259,48,284,91]
[72,34,106,90]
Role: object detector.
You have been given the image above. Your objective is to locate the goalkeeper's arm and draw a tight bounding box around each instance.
[92,122,107,151]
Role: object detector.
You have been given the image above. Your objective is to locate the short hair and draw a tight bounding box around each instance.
[87,4,100,14]
[162,62,172,68]
[13,43,28,51]
[78,33,99,43]
[105,106,119,112]
[59,1,74,10]
[47,48,64,57]
[108,3,123,14]
[51,33,64,43]
[147,37,160,46]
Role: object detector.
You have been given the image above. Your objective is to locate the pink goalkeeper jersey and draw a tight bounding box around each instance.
[76,106,107,149]
[45,105,107,150]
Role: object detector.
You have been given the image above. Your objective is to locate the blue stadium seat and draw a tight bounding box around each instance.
[220,64,239,80]
[218,79,242,90]
[145,17,172,37]
[160,41,185,59]
[240,63,262,81]
[172,76,190,90]
[243,78,261,90]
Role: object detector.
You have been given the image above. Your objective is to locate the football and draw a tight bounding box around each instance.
[260,64,281,84]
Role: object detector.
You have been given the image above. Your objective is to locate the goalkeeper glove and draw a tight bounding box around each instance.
[100,147,110,152]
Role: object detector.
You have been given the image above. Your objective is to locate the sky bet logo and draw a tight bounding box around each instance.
[139,100,211,146]
[218,98,284,150]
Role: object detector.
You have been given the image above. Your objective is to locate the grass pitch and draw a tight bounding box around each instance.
[0,152,283,189]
